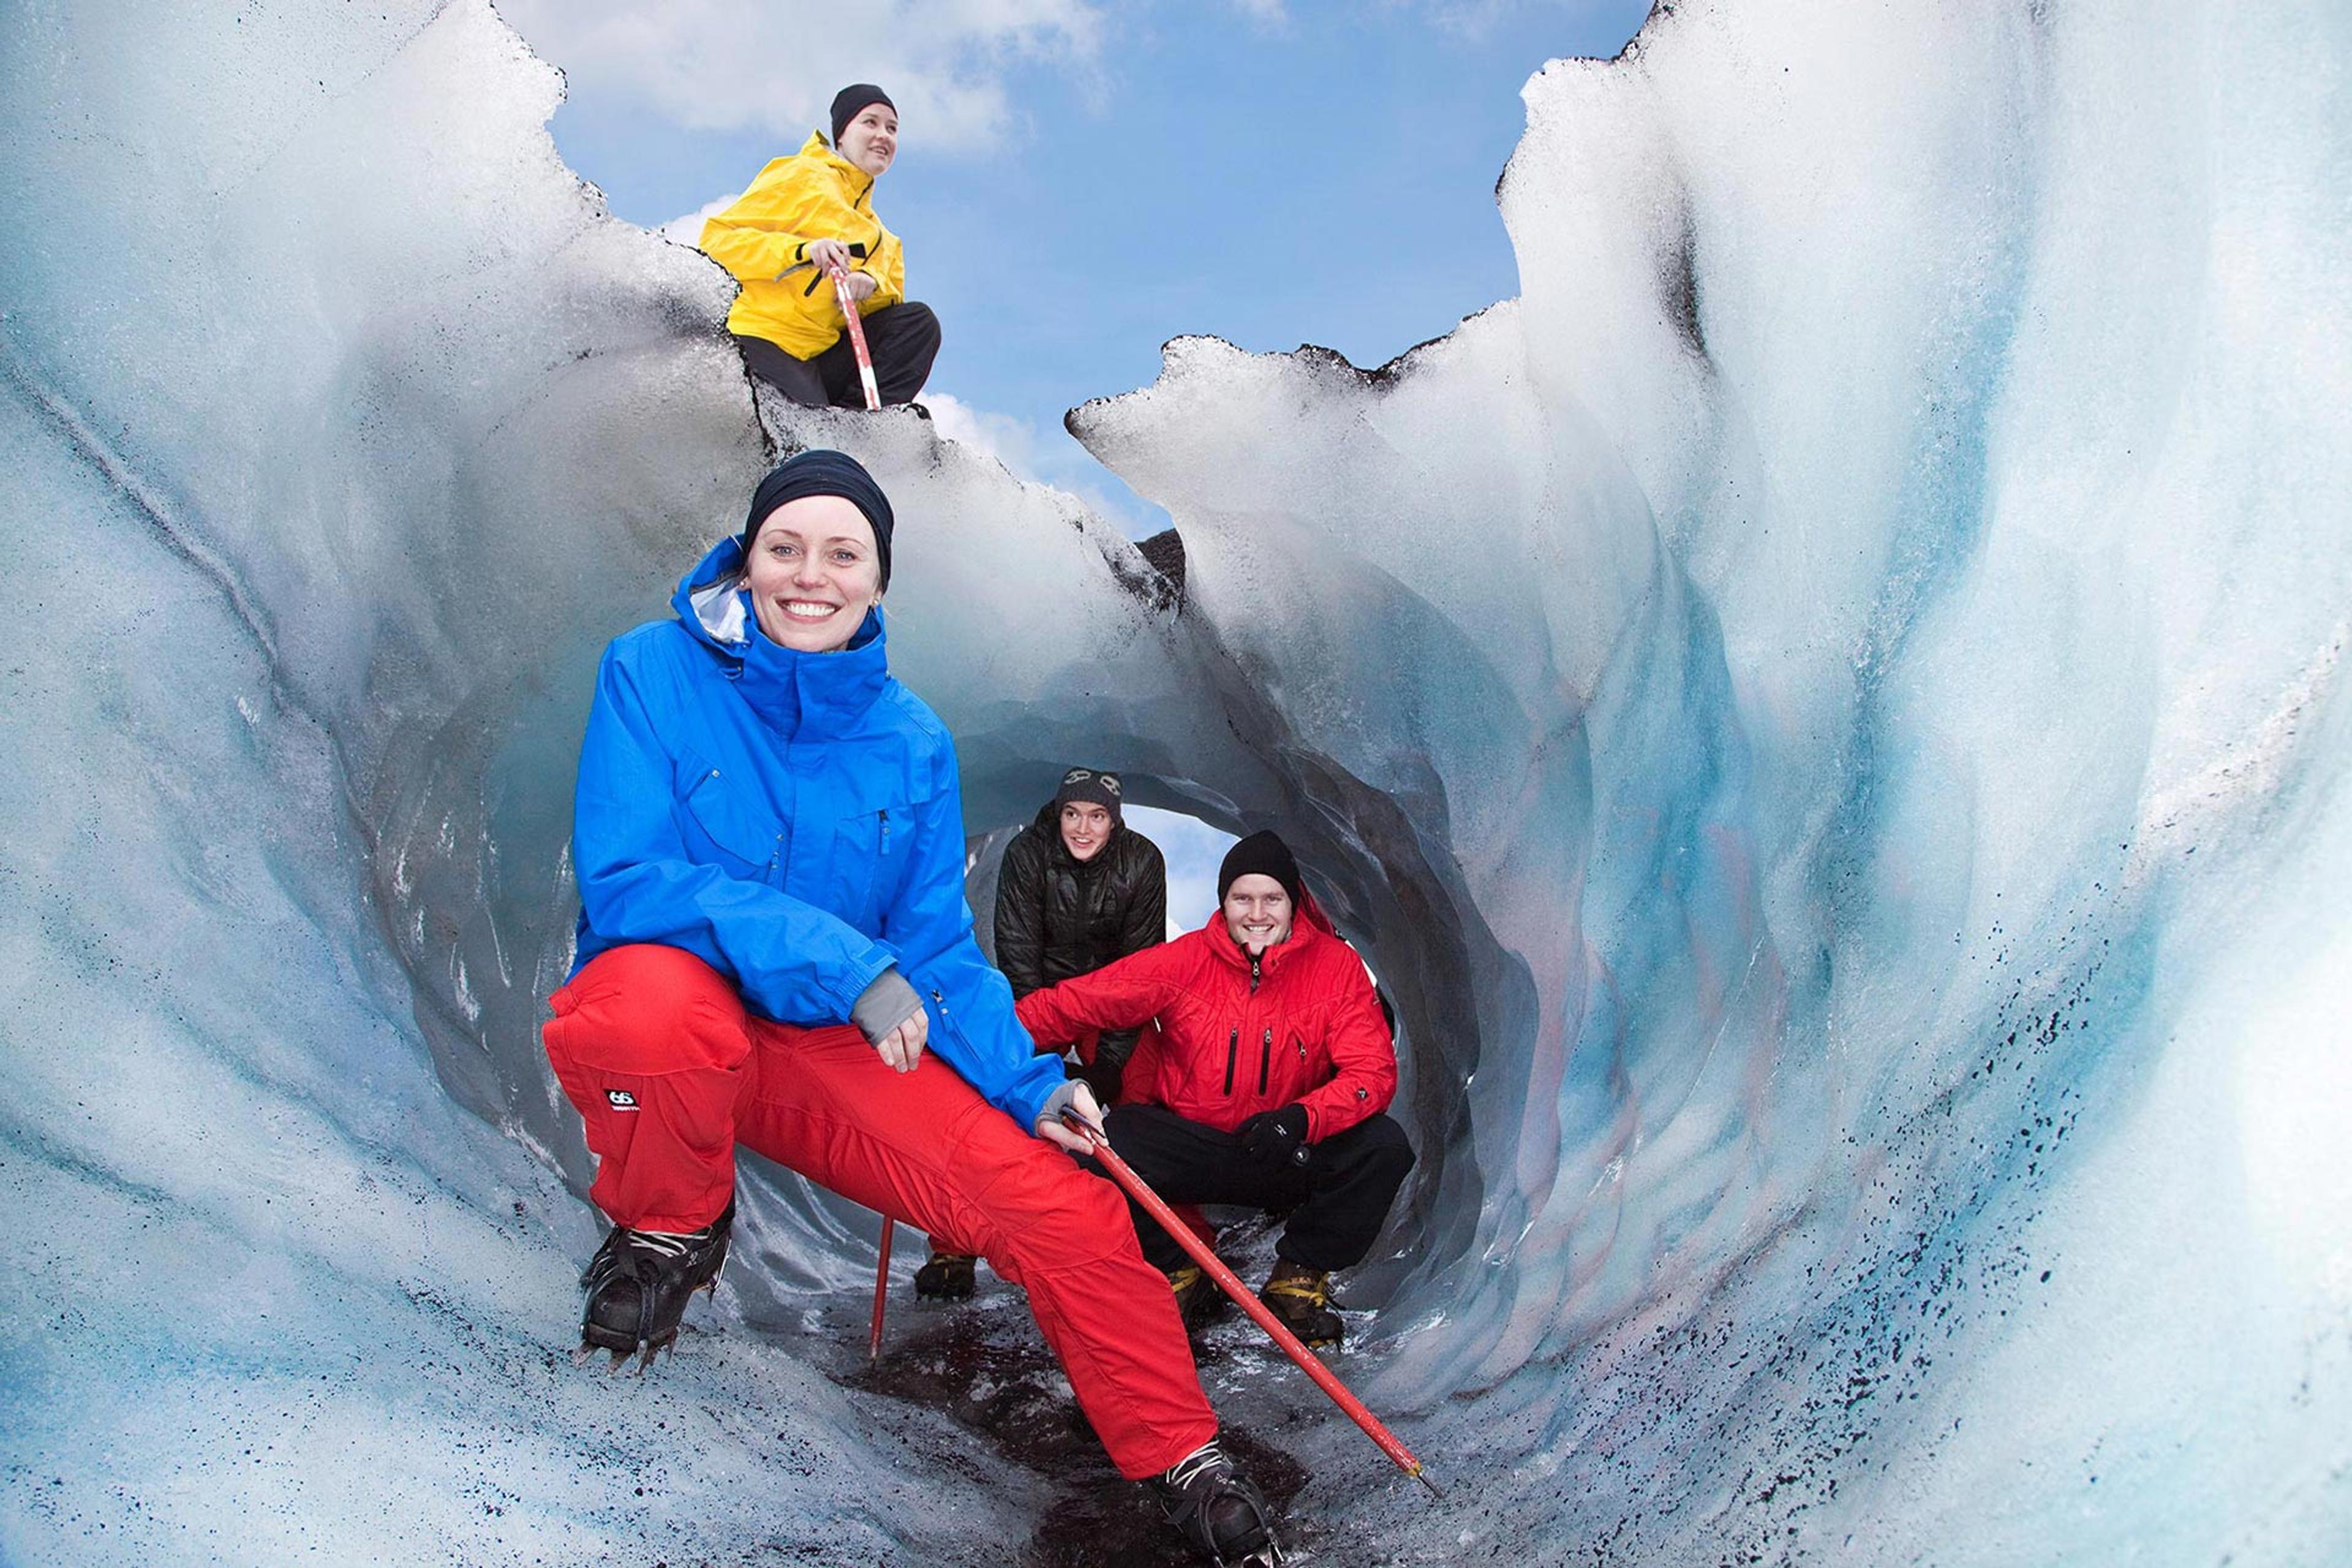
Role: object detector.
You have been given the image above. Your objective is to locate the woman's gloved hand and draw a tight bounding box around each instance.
[1071,1052,1123,1109]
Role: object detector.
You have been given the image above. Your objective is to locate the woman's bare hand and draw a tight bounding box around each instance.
[1036,1081,1106,1154]
[873,1007,929,1073]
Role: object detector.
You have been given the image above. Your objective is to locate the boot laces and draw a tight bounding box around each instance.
[1161,1440,1233,1493]
[622,1216,720,1265]
[1264,1270,1329,1308]
[625,1226,697,1259]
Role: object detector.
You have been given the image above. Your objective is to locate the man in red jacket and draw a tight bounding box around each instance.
[1014,831,1414,1346]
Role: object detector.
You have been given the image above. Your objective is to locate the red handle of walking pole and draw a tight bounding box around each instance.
[1066,1114,1441,1498]
[828,263,883,412]
[870,1216,893,1361]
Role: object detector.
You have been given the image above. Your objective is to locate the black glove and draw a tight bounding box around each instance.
[1237,1104,1310,1170]
[1069,1052,1124,1108]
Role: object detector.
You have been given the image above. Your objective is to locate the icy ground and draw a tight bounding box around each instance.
[3,0,2349,1564]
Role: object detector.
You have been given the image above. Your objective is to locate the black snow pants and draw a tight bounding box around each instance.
[734,301,941,409]
[1097,1103,1415,1275]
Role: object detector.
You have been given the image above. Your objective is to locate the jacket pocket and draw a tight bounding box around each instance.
[832,793,917,929]
[676,752,780,880]
[1283,1030,1316,1102]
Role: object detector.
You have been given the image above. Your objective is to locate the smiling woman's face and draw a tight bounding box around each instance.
[742,494,881,653]
[839,102,897,177]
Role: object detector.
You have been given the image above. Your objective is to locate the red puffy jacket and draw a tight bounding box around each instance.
[1014,897,1396,1141]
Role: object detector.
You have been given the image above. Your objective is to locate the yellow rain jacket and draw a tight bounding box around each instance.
[700,132,907,361]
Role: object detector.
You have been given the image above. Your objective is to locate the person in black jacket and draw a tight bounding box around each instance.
[995,766,1169,1100]
[913,766,1168,1300]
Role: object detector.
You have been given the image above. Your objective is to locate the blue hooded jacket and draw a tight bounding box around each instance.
[569,537,1065,1132]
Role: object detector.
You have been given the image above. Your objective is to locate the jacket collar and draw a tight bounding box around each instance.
[673,536,889,739]
[797,130,875,205]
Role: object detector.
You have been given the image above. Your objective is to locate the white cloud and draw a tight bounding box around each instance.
[1382,0,1605,43]
[920,391,1047,475]
[924,393,1161,538]
[499,0,1106,152]
[1124,805,1237,933]
[654,193,738,248]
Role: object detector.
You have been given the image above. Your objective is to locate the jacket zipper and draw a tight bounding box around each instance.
[878,808,890,851]
[1235,955,1264,1094]
[1259,1027,1272,1094]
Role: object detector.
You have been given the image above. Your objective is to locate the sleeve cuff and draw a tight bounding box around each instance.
[849,967,922,1046]
[1034,1079,1081,1134]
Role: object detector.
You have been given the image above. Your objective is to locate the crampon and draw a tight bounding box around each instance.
[575,1198,734,1373]
[1259,1262,1342,1348]
[1149,1440,1283,1567]
[913,1250,976,1300]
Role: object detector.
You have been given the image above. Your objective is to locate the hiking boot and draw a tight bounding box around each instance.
[1259,1261,1341,1348]
[1148,1439,1281,1566]
[579,1198,734,1370]
[1167,1264,1223,1330]
[914,1249,976,1301]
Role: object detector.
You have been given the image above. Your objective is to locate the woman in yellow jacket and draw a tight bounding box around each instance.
[700,85,941,409]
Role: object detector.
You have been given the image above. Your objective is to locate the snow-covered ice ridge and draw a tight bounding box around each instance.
[3,1,2346,1563]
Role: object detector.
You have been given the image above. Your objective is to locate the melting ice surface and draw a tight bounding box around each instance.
[4,0,2349,1562]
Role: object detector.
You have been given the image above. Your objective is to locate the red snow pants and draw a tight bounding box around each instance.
[542,943,1217,1479]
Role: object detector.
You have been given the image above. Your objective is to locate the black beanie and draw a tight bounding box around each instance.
[741,449,895,589]
[1217,831,1303,908]
[1052,766,1124,821]
[830,84,895,151]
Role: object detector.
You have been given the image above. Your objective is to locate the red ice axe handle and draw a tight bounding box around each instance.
[828,263,883,412]
[870,1216,894,1361]
[1065,1114,1442,1498]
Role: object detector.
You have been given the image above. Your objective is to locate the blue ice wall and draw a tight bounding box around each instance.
[2,1,2347,1564]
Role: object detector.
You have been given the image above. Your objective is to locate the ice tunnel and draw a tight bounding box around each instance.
[4,1,2348,1564]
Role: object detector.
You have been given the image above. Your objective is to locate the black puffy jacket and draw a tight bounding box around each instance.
[993,804,1167,1072]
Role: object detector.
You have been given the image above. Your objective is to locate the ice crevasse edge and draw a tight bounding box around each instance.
[0,0,2347,1564]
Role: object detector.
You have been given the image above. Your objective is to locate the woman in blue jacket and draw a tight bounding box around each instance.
[541,451,1278,1562]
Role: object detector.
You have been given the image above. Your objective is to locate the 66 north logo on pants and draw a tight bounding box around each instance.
[605,1088,640,1111]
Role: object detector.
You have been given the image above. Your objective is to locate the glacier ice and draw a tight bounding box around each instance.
[4,0,2348,1564]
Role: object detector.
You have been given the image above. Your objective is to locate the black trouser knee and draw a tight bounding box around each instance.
[848,301,940,404]
[1096,1104,1415,1275]
[733,301,940,409]
[733,332,827,405]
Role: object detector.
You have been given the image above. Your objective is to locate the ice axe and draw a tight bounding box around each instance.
[870,1214,893,1362]
[1062,1110,1442,1499]
[827,261,883,412]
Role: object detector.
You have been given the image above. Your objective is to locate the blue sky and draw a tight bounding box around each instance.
[503,0,1653,530]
